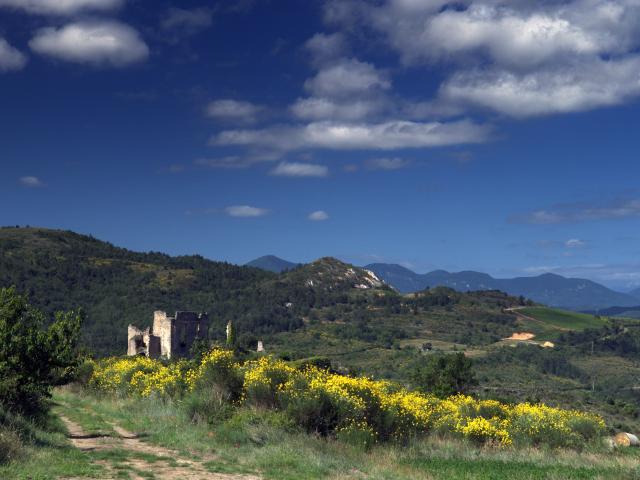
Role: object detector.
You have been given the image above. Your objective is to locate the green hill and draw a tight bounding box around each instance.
[3,227,640,432]
[0,228,391,355]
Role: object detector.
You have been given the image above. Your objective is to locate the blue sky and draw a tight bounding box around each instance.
[1,0,640,290]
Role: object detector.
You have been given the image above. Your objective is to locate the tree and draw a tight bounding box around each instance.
[410,352,477,397]
[0,287,83,415]
[226,320,236,347]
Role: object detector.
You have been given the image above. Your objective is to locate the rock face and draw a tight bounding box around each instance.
[127,310,209,359]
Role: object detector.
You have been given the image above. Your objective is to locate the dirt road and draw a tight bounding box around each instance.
[59,413,260,480]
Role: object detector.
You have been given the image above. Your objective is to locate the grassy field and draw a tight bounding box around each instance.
[3,388,638,480]
[511,307,608,340]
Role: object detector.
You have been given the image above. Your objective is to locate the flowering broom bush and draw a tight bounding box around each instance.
[89,351,606,448]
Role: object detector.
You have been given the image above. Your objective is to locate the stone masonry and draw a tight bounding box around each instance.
[127,310,209,359]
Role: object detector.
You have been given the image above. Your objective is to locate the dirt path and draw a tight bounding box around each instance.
[59,414,260,480]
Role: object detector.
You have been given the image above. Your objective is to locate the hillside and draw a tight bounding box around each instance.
[3,227,640,433]
[366,263,638,310]
[0,228,389,355]
[245,254,299,273]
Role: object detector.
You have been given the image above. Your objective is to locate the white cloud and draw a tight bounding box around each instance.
[225,205,269,217]
[19,176,44,187]
[513,199,640,224]
[308,210,329,221]
[305,32,347,66]
[365,157,410,170]
[304,58,390,98]
[441,56,640,117]
[0,38,27,72]
[386,5,609,67]
[162,7,213,33]
[330,0,640,67]
[290,97,385,121]
[322,0,640,118]
[206,99,262,123]
[565,239,586,248]
[270,162,329,177]
[0,0,123,15]
[29,21,149,67]
[213,119,490,152]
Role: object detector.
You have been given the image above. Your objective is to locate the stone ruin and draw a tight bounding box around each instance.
[127,310,209,359]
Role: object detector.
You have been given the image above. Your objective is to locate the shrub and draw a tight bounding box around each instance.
[0,287,83,415]
[188,349,243,403]
[87,350,606,449]
[336,420,377,451]
[183,390,235,425]
[410,352,477,397]
[242,356,297,408]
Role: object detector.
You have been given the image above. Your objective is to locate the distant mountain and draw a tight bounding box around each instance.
[583,305,640,319]
[365,264,639,311]
[629,287,640,300]
[246,255,299,273]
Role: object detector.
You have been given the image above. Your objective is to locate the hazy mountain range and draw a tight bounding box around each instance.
[246,256,640,311]
[246,255,299,273]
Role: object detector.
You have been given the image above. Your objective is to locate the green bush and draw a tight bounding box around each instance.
[0,287,83,415]
[335,421,377,451]
[73,359,95,387]
[183,391,235,425]
[410,352,477,397]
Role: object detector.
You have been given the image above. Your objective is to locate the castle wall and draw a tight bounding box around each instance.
[153,310,174,359]
[128,310,209,359]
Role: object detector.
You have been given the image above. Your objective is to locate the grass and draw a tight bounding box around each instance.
[0,409,104,480]
[36,388,640,480]
[516,307,607,340]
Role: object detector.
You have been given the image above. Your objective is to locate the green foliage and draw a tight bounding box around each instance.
[226,320,236,348]
[410,353,478,397]
[480,344,583,379]
[0,287,83,415]
[0,427,22,465]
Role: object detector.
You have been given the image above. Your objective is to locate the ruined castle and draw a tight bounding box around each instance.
[127,310,209,359]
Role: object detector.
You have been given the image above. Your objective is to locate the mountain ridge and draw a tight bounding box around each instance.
[245,254,299,273]
[365,263,639,311]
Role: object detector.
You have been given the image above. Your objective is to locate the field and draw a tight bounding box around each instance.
[515,307,608,339]
[3,385,640,480]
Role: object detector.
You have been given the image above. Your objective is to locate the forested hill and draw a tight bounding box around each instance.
[0,227,392,355]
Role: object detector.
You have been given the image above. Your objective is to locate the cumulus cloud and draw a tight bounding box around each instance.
[322,0,640,117]
[213,119,490,152]
[290,96,386,121]
[161,7,213,34]
[308,210,329,221]
[304,58,390,98]
[365,157,410,170]
[19,176,44,187]
[29,21,149,67]
[441,56,640,117]
[206,99,262,123]
[0,38,27,72]
[305,32,347,66]
[270,162,329,177]
[0,0,123,15]
[512,199,640,224]
[225,205,269,217]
